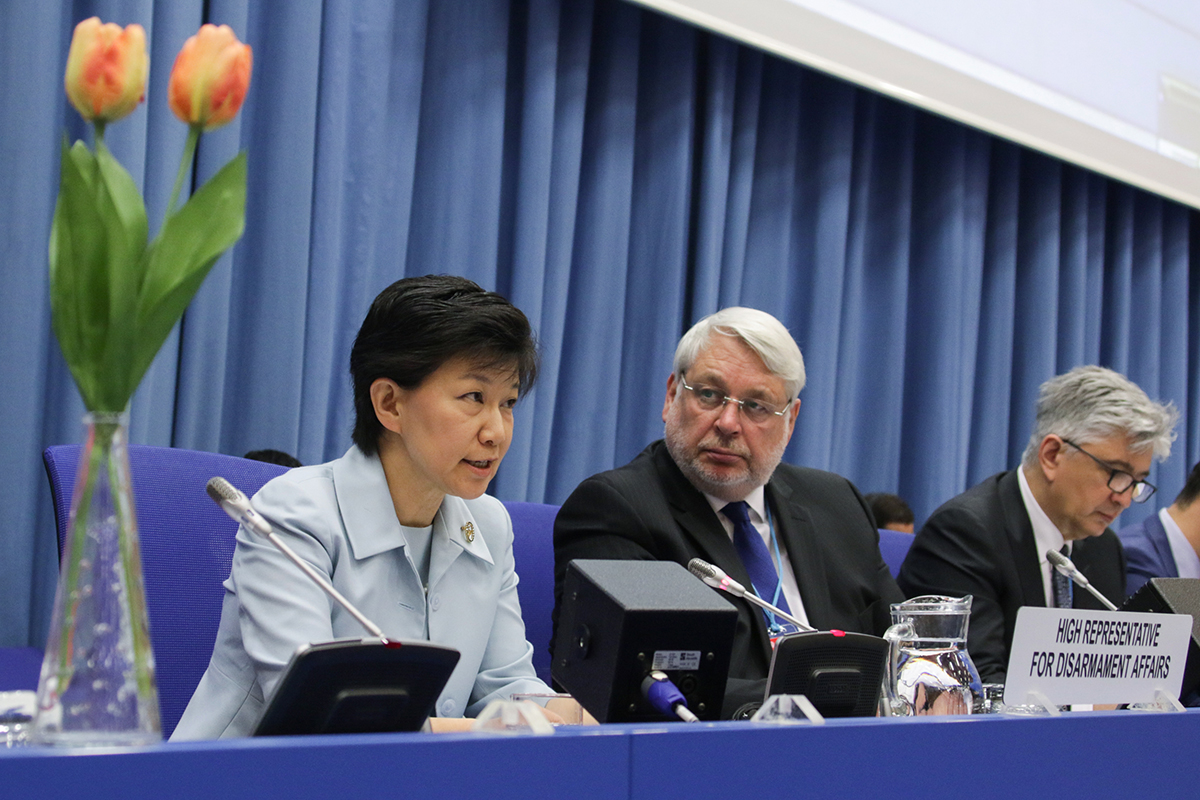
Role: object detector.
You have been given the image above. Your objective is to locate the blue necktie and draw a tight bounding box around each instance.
[1052,545,1074,608]
[721,501,791,617]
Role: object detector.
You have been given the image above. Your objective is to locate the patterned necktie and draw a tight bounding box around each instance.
[1052,545,1074,608]
[721,501,791,616]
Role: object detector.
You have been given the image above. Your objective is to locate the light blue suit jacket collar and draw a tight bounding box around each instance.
[331,446,496,580]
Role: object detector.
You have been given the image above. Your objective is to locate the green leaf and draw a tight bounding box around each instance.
[49,139,113,409]
[92,142,149,408]
[94,142,148,259]
[50,133,245,412]
[49,137,154,411]
[129,152,246,392]
[48,141,85,382]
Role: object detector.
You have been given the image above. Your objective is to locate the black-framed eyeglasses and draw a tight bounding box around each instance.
[678,375,793,424]
[1061,438,1156,503]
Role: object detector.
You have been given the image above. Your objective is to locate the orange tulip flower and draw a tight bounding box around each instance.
[64,17,148,123]
[168,24,253,131]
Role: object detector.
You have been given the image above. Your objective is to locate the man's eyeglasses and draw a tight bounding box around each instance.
[678,375,793,424]
[1061,438,1156,503]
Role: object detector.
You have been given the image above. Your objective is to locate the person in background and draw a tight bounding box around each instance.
[898,366,1177,683]
[865,492,915,534]
[553,307,902,718]
[1121,460,1200,596]
[174,275,567,739]
[244,449,303,468]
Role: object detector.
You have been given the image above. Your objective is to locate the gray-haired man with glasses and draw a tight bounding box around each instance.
[552,307,903,718]
[898,365,1178,684]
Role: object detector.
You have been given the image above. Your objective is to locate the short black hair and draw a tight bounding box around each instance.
[1175,461,1200,509]
[349,275,538,455]
[864,492,914,528]
[244,449,303,468]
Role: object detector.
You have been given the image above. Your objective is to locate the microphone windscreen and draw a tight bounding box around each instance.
[687,558,719,582]
[206,476,239,505]
[1046,549,1071,570]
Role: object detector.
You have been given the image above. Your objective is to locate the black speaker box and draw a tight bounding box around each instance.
[1121,577,1200,699]
[552,559,737,722]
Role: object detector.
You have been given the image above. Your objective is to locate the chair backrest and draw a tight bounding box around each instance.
[43,444,287,738]
[878,528,916,578]
[504,501,560,685]
[0,646,42,691]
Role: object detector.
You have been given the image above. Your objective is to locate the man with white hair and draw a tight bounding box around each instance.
[898,366,1178,683]
[553,307,902,718]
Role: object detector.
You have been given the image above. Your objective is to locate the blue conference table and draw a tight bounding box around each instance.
[2,710,1197,799]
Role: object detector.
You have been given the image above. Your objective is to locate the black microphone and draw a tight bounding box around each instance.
[1046,548,1119,611]
[206,476,391,641]
[687,557,815,632]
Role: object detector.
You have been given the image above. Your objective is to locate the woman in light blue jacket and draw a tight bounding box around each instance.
[174,275,556,739]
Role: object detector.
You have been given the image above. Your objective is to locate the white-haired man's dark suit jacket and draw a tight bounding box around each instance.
[552,440,903,717]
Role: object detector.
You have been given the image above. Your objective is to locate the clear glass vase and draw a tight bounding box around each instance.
[34,412,161,746]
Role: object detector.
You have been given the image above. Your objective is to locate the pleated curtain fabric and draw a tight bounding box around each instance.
[0,0,1195,649]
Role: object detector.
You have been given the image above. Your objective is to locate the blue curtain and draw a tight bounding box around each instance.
[1,0,1196,648]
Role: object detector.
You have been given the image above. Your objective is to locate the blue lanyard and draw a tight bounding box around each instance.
[754,505,788,633]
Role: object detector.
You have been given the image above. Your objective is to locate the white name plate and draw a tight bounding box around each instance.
[1004,607,1193,707]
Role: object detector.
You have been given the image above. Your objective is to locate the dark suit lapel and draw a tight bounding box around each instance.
[998,470,1048,607]
[1069,532,1127,608]
[1069,539,1103,603]
[653,445,773,652]
[653,445,748,583]
[766,476,831,625]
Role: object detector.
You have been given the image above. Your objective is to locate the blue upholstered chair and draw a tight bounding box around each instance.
[0,646,42,691]
[506,501,560,685]
[42,444,288,738]
[878,528,916,578]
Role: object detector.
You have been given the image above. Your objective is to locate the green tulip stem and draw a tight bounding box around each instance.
[166,125,201,218]
[54,429,106,695]
[92,121,107,188]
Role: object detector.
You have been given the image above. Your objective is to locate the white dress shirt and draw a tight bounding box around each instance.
[1017,467,1071,607]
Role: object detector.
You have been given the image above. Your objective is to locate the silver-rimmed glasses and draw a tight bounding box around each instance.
[678,375,793,424]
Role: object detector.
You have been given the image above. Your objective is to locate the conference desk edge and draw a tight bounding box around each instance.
[2,710,1196,799]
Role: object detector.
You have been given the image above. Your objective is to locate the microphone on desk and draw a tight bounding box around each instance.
[206,476,391,642]
[687,557,816,632]
[1046,548,1119,611]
